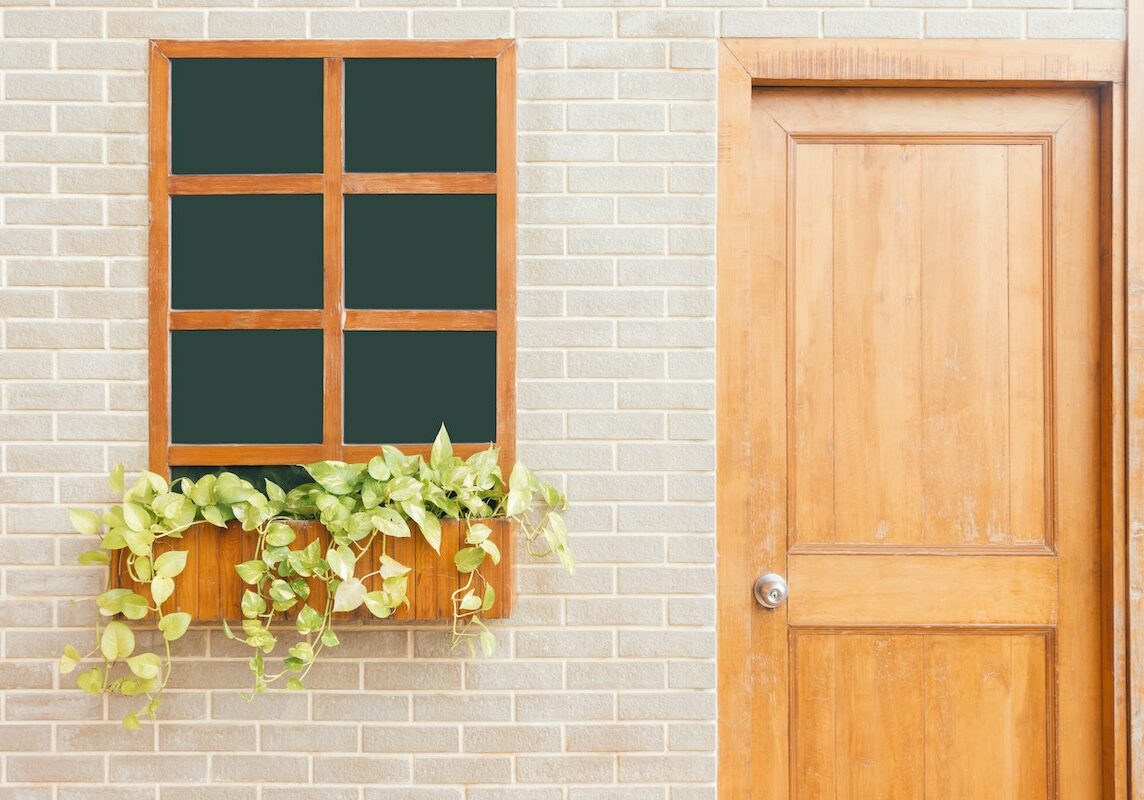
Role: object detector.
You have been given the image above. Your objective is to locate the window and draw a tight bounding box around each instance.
[148,40,517,482]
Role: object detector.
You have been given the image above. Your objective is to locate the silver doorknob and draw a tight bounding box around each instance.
[753,573,788,609]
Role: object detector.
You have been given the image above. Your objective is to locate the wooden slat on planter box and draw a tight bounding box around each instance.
[113,518,511,622]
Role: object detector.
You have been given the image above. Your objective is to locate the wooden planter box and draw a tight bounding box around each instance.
[113,518,512,623]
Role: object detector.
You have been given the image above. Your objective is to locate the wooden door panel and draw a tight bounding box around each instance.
[787,554,1057,626]
[747,87,1104,799]
[792,141,1049,549]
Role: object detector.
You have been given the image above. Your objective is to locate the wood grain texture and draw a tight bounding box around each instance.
[113,518,511,622]
[167,174,322,195]
[1125,2,1143,795]
[322,57,345,461]
[788,554,1058,626]
[344,310,497,331]
[169,310,323,330]
[155,39,512,59]
[148,45,171,475]
[715,41,767,800]
[725,38,1125,86]
[719,41,1124,796]
[342,173,496,195]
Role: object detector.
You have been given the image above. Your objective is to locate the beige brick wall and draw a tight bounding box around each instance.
[0,5,1124,796]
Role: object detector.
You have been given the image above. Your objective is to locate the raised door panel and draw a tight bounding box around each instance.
[791,140,1048,550]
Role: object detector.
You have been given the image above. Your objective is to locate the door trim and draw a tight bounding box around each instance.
[715,38,1130,798]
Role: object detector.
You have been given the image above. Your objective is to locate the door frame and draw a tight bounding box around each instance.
[715,38,1133,798]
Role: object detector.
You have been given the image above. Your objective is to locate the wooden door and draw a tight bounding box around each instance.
[730,87,1107,798]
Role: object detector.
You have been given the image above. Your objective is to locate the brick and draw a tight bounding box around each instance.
[567,41,666,68]
[411,10,512,37]
[7,198,103,226]
[518,10,615,36]
[8,755,105,783]
[5,73,102,101]
[364,662,462,690]
[521,72,616,100]
[720,9,820,35]
[567,597,664,626]
[413,756,512,783]
[1027,9,1125,36]
[4,10,102,36]
[0,42,51,68]
[823,9,923,36]
[618,753,716,782]
[311,10,406,36]
[413,694,512,722]
[567,723,665,751]
[6,135,102,163]
[925,10,1022,35]
[363,725,460,753]
[159,723,257,751]
[57,41,148,69]
[518,754,615,783]
[617,10,716,37]
[213,755,309,783]
[107,10,206,36]
[568,165,665,192]
[312,756,411,783]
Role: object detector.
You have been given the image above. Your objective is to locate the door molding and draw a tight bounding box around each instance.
[715,38,1131,798]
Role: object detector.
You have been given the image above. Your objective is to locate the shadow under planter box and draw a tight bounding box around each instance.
[112,518,512,623]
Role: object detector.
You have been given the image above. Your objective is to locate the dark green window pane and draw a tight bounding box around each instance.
[344,331,496,444]
[344,59,496,173]
[171,330,323,444]
[171,58,323,175]
[171,195,323,310]
[344,194,495,310]
[171,465,315,495]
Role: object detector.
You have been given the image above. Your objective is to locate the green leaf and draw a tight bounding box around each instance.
[326,545,355,582]
[241,590,266,619]
[133,556,152,581]
[123,527,155,557]
[214,473,254,504]
[122,502,152,533]
[465,523,492,545]
[60,644,82,675]
[150,576,174,606]
[333,578,366,613]
[303,461,365,495]
[221,619,237,640]
[109,464,125,494]
[379,553,411,579]
[403,502,440,553]
[505,489,529,517]
[122,711,141,731]
[370,508,410,539]
[479,629,497,657]
[101,529,128,550]
[201,504,226,527]
[153,550,188,578]
[96,588,134,616]
[482,583,496,612]
[454,547,485,574]
[286,678,305,691]
[121,593,150,620]
[459,590,482,611]
[479,539,501,565]
[431,424,453,469]
[264,522,296,548]
[235,560,266,585]
[76,667,103,696]
[158,612,191,641]
[101,620,135,661]
[363,591,393,619]
[367,455,390,481]
[321,628,340,648]
[288,641,314,663]
[344,512,375,542]
[77,549,110,566]
[268,579,295,604]
[264,479,286,503]
[295,604,323,633]
[69,508,102,535]
[126,652,161,681]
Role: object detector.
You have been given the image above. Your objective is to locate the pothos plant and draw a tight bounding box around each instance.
[59,426,573,730]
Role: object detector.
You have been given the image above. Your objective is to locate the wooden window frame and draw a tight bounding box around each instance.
[147,39,517,475]
[716,38,1132,797]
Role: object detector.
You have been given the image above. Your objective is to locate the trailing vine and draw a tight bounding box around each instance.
[60,426,573,729]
